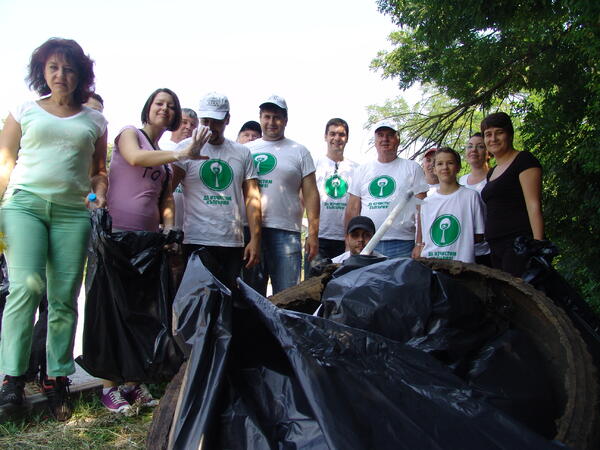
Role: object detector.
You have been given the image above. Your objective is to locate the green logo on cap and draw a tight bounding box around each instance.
[430,214,461,247]
[325,174,348,199]
[200,159,233,191]
[368,176,395,198]
[253,153,277,176]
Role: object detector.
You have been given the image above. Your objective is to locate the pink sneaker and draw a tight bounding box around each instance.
[100,387,131,414]
[123,384,159,407]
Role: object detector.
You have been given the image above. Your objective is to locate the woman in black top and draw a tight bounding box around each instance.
[480,112,544,275]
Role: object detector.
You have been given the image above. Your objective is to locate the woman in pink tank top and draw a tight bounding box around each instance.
[101,88,211,413]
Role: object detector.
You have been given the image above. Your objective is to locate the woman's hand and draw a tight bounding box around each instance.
[86,193,106,209]
[175,125,212,161]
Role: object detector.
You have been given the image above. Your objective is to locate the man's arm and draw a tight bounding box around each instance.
[243,178,262,268]
[171,165,185,192]
[301,173,320,261]
[344,194,361,229]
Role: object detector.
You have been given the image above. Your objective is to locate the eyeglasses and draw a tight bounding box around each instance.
[465,144,486,150]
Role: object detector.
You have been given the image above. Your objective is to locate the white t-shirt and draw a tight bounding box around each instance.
[160,140,183,229]
[427,183,439,197]
[160,139,177,151]
[420,186,485,263]
[331,249,384,263]
[459,173,487,194]
[315,156,358,240]
[158,134,177,150]
[246,137,315,232]
[459,173,491,256]
[8,101,107,207]
[174,138,257,246]
[349,157,427,240]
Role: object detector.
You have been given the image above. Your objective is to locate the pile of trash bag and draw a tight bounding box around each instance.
[76,209,183,383]
[168,254,564,449]
[516,236,600,366]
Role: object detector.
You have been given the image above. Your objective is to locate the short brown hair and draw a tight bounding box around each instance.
[27,37,95,105]
[480,112,514,142]
[325,118,349,136]
[434,146,461,168]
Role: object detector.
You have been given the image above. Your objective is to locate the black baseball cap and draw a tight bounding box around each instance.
[239,120,261,135]
[347,216,376,235]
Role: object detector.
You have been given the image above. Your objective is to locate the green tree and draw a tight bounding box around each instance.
[366,85,523,155]
[372,0,600,309]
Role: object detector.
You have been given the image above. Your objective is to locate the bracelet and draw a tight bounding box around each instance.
[415,242,425,247]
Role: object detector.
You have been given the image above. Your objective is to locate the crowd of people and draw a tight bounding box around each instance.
[0,38,545,420]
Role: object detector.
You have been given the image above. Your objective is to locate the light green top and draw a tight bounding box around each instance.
[7,100,107,207]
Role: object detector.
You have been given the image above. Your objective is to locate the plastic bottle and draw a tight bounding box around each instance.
[87,193,97,209]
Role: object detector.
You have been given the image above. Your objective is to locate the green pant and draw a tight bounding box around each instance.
[0,190,90,376]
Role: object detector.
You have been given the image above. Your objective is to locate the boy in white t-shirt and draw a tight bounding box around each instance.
[413,147,485,263]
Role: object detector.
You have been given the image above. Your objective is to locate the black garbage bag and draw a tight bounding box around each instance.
[321,258,558,439]
[0,255,8,336]
[75,208,184,383]
[168,256,563,450]
[515,236,600,366]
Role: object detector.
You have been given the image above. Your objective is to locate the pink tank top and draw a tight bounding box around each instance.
[107,126,169,232]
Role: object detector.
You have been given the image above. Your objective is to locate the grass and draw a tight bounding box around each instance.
[0,387,162,449]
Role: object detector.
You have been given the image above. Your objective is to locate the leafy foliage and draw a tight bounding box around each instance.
[373,0,600,310]
[366,85,523,156]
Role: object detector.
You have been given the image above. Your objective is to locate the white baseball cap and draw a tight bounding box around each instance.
[260,95,288,111]
[374,119,398,133]
[198,92,230,120]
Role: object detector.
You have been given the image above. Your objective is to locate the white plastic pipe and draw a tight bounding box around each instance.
[361,188,416,255]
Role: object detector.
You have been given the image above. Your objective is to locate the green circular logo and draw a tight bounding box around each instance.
[368,176,396,198]
[430,214,461,247]
[325,174,348,199]
[253,153,277,176]
[200,159,233,191]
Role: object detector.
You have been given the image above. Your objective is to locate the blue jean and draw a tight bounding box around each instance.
[374,239,414,259]
[242,227,301,296]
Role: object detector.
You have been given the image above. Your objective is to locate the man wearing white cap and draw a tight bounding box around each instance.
[172,92,261,290]
[344,120,427,258]
[242,95,319,295]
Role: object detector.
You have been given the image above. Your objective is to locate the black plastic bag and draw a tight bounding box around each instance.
[322,258,557,437]
[75,209,183,383]
[515,236,600,366]
[168,256,563,449]
[0,255,8,336]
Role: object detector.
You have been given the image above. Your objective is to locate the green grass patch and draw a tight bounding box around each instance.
[0,386,163,449]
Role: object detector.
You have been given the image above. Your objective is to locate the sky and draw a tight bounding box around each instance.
[0,0,418,163]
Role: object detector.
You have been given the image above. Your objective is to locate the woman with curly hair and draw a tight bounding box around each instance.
[0,38,108,420]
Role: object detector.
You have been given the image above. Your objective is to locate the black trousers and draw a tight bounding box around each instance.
[488,235,530,277]
[183,244,244,293]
